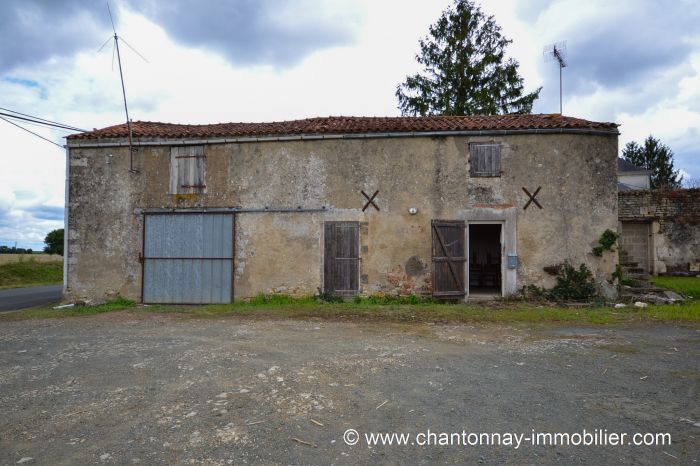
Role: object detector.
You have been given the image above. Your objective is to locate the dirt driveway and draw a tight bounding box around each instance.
[0,313,698,465]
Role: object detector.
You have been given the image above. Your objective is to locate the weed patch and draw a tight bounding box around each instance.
[353,295,437,305]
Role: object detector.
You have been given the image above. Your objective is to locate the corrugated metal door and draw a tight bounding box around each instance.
[143,213,233,303]
[432,220,466,298]
[324,222,360,297]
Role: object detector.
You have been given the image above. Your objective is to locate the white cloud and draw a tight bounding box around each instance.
[1,0,699,248]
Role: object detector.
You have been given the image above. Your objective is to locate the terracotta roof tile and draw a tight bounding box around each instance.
[66,114,619,140]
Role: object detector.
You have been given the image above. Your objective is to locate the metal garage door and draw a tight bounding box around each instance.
[142,213,233,303]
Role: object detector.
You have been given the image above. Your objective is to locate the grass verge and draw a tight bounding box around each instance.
[0,260,63,289]
[0,297,135,320]
[651,275,700,299]
[163,299,700,324]
[2,295,698,325]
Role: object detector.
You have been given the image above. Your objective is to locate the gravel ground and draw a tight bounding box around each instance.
[0,312,698,465]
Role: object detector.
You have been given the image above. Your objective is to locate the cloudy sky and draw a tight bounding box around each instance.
[1,0,699,249]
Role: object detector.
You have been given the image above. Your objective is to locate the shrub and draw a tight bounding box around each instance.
[550,262,597,301]
[522,262,598,302]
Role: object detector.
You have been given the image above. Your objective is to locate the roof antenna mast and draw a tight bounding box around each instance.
[98,2,148,173]
[543,41,567,115]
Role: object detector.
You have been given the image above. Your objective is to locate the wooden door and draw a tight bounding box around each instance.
[620,222,651,274]
[432,220,466,298]
[324,222,360,297]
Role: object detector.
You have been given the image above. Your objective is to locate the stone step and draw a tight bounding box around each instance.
[624,275,650,282]
[621,287,668,295]
[622,267,646,274]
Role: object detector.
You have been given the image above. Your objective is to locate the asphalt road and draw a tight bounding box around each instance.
[0,285,63,312]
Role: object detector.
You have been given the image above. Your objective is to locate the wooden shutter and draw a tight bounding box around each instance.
[469,144,501,177]
[324,222,360,297]
[432,220,466,298]
[170,146,206,194]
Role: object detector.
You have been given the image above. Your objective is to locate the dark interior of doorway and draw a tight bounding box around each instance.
[469,224,502,295]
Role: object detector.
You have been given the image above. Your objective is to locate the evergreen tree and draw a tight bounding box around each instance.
[396,0,541,116]
[622,136,682,189]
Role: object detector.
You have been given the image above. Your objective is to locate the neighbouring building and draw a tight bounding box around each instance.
[619,188,700,275]
[64,115,619,304]
[617,158,651,190]
[615,158,700,276]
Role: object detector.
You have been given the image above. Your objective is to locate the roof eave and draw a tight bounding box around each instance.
[66,126,619,148]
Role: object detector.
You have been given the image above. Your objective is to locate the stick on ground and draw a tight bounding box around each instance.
[292,437,316,447]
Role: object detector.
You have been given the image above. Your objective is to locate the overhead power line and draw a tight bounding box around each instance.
[0,116,64,149]
[0,116,73,133]
[0,110,87,132]
[0,106,87,132]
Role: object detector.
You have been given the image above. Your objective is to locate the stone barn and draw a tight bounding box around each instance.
[64,115,619,303]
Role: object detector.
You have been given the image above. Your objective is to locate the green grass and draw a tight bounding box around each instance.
[0,297,135,320]
[140,297,700,325]
[0,260,63,289]
[651,276,700,299]
[2,293,699,325]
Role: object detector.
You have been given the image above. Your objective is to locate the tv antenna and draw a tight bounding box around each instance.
[543,41,567,114]
[97,2,148,173]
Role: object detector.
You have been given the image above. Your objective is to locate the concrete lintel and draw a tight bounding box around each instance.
[135,207,327,215]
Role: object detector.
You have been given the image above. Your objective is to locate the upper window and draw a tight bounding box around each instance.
[469,143,501,177]
[169,146,206,194]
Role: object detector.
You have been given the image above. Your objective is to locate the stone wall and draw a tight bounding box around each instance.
[65,132,618,302]
[618,189,700,273]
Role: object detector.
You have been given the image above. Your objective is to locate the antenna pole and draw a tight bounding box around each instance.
[114,33,136,172]
[552,44,566,115]
[559,61,563,114]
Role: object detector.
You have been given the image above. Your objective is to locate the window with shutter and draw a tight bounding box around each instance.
[469,143,501,177]
[169,146,206,194]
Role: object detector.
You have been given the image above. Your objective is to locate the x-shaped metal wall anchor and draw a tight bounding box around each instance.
[361,190,380,212]
[522,187,542,210]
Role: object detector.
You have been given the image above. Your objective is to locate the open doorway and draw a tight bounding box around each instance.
[468,224,502,296]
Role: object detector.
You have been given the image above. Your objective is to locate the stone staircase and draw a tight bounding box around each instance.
[618,250,683,303]
[619,249,650,287]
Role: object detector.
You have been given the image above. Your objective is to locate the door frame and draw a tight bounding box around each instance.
[466,221,505,297]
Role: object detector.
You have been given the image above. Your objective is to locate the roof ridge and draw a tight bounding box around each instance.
[68,114,619,140]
